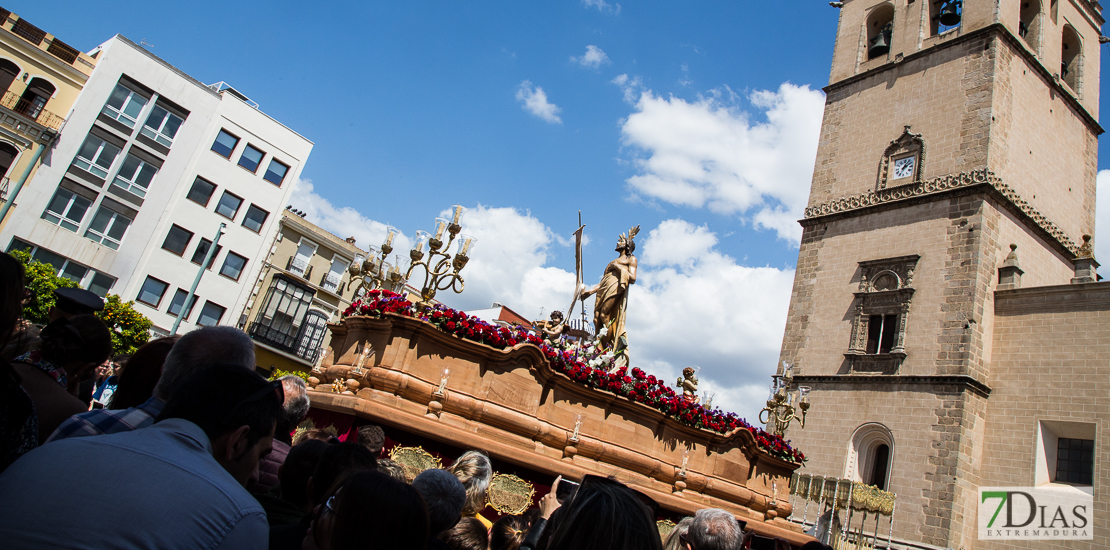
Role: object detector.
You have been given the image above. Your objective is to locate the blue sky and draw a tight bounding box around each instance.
[17,1,1110,423]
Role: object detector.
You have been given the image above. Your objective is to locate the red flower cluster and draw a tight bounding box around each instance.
[342,294,805,463]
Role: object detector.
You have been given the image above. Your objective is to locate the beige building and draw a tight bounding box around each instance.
[239,208,367,374]
[0,8,97,228]
[779,0,1106,548]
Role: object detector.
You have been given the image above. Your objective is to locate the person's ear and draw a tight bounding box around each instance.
[224,425,251,461]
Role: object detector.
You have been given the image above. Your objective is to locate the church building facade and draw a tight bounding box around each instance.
[780,0,1107,548]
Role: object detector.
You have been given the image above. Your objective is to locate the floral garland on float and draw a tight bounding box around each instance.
[341,290,806,464]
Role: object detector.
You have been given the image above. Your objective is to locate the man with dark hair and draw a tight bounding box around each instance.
[358,424,385,457]
[47,326,256,442]
[0,364,282,548]
[412,468,467,550]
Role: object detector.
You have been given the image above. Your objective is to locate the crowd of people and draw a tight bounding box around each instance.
[0,251,833,549]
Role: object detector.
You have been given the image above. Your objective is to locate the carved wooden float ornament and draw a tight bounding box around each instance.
[307,313,811,545]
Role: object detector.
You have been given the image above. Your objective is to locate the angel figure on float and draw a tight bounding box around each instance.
[677,367,699,403]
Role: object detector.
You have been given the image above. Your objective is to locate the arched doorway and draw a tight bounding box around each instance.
[847,423,894,490]
[0,142,19,181]
[17,77,54,120]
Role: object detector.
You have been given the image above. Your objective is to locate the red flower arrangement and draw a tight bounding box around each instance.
[342,291,805,463]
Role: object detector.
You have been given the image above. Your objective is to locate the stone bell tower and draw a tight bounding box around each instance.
[778,0,1102,548]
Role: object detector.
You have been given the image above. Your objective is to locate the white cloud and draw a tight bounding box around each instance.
[515,80,563,124]
[290,179,411,253]
[583,0,621,15]
[571,45,611,69]
[1097,170,1110,276]
[618,82,826,245]
[611,74,644,104]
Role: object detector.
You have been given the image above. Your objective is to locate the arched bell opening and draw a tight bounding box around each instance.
[866,4,895,61]
[930,0,962,36]
[1061,25,1081,92]
[1019,0,1042,53]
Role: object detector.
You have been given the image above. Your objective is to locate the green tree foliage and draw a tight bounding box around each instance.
[9,250,76,325]
[10,250,152,355]
[97,294,153,356]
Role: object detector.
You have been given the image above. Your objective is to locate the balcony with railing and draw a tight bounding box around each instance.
[0,90,64,131]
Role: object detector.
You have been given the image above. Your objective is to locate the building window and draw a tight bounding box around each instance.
[190,238,222,269]
[1037,420,1096,487]
[7,239,116,296]
[162,224,194,256]
[295,311,330,362]
[111,154,158,198]
[167,289,199,320]
[1061,25,1082,93]
[242,204,269,233]
[215,191,242,220]
[321,255,348,294]
[17,78,54,121]
[220,251,247,281]
[137,276,169,307]
[248,275,319,360]
[846,255,918,373]
[211,129,239,158]
[865,5,894,61]
[140,104,184,147]
[101,83,149,128]
[186,177,216,206]
[197,301,226,327]
[238,144,265,173]
[41,187,93,232]
[0,59,19,95]
[84,205,133,250]
[263,158,289,186]
[849,423,894,491]
[288,240,316,277]
[72,134,122,179]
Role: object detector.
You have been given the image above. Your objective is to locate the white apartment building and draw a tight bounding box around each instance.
[0,35,312,334]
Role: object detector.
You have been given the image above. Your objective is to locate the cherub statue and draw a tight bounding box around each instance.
[534,310,566,343]
[677,367,699,403]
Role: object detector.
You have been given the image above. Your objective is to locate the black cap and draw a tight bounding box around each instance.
[53,287,105,315]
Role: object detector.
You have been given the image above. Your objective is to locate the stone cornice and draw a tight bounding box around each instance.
[802,168,1082,259]
[793,374,992,398]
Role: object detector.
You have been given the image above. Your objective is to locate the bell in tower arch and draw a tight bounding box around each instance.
[869,23,892,59]
[938,0,962,27]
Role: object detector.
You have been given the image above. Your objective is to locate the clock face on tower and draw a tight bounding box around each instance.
[892,156,915,180]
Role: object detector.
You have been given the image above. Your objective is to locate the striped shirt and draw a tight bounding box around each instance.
[45,396,165,443]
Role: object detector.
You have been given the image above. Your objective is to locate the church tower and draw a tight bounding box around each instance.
[780,0,1103,547]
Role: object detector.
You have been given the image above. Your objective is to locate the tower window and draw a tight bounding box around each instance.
[1018,0,1041,52]
[867,314,899,354]
[1055,438,1094,485]
[866,5,894,61]
[930,0,962,36]
[1061,26,1081,92]
[870,444,891,490]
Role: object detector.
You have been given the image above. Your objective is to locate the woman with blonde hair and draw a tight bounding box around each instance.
[447,449,494,528]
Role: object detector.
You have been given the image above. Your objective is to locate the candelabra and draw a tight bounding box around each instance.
[758,362,811,437]
[348,227,411,295]
[405,205,476,307]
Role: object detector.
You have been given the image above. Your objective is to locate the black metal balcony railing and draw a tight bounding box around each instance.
[0,91,64,130]
[248,321,322,364]
[46,38,78,64]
